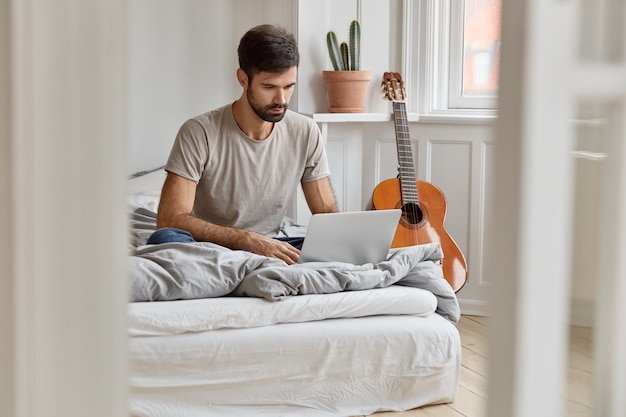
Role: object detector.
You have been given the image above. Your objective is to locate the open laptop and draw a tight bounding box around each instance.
[298,209,402,264]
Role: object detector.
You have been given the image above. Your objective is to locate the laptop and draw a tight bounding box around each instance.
[298,209,402,264]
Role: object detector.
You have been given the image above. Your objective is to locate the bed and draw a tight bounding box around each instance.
[127,169,462,417]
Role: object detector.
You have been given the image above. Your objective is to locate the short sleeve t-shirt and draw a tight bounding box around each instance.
[165,104,331,237]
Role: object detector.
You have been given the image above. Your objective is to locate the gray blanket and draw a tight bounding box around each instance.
[129,208,460,323]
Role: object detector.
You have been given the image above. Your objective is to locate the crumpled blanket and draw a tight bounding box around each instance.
[128,208,460,323]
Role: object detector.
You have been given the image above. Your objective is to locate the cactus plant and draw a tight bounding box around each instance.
[348,19,360,70]
[326,31,344,71]
[340,42,349,70]
[326,19,361,71]
[322,19,370,113]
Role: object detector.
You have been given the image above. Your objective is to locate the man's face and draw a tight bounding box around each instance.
[245,67,297,122]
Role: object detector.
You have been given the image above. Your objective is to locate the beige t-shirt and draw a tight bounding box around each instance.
[165,104,331,237]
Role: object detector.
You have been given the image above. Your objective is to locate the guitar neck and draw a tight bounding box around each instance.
[392,101,419,204]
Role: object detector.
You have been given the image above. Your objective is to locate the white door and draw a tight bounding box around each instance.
[6,1,129,416]
[486,0,626,416]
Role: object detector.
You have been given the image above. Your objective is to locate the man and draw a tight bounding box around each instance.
[149,24,338,265]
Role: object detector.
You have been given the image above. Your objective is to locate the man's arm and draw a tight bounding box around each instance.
[156,172,301,264]
[301,177,339,214]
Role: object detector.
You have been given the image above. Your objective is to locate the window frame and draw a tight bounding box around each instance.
[448,0,499,110]
[404,0,498,117]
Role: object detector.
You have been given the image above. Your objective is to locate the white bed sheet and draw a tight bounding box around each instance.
[129,313,461,417]
[128,285,437,336]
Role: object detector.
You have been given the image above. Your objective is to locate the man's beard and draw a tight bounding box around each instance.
[247,89,288,122]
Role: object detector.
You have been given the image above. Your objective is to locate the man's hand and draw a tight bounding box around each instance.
[246,233,300,265]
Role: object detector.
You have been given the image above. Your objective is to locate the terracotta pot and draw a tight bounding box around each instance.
[322,70,372,113]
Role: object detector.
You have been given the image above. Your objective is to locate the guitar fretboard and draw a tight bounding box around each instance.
[392,101,419,205]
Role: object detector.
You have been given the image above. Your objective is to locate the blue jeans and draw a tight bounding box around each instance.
[275,236,305,250]
[146,228,195,244]
[147,227,304,250]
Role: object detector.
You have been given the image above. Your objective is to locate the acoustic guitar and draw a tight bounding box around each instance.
[372,72,468,292]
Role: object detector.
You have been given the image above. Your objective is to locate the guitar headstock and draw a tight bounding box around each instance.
[381,72,406,102]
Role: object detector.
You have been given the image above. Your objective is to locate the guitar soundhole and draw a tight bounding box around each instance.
[401,202,426,226]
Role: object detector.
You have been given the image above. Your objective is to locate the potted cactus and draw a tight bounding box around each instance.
[322,20,372,113]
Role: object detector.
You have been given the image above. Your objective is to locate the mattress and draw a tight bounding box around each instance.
[128,290,461,417]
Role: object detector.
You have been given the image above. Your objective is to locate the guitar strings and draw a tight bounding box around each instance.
[392,100,422,237]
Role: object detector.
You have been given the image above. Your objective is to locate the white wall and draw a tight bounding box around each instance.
[128,0,240,174]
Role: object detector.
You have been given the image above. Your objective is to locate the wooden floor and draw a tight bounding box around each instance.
[362,315,594,417]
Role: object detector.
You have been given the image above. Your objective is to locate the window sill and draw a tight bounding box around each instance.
[417,112,497,124]
[307,112,496,124]
[308,113,419,123]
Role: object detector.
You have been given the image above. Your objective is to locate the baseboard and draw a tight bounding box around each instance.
[459,298,489,317]
[569,299,595,327]
[458,298,595,326]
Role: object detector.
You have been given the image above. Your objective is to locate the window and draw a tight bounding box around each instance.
[450,0,501,109]
[408,0,501,114]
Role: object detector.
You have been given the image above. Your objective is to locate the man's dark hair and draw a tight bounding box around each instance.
[238,25,299,79]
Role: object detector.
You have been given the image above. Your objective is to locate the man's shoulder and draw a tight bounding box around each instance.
[283,110,317,129]
[190,104,231,124]
[284,109,313,122]
[179,104,232,134]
